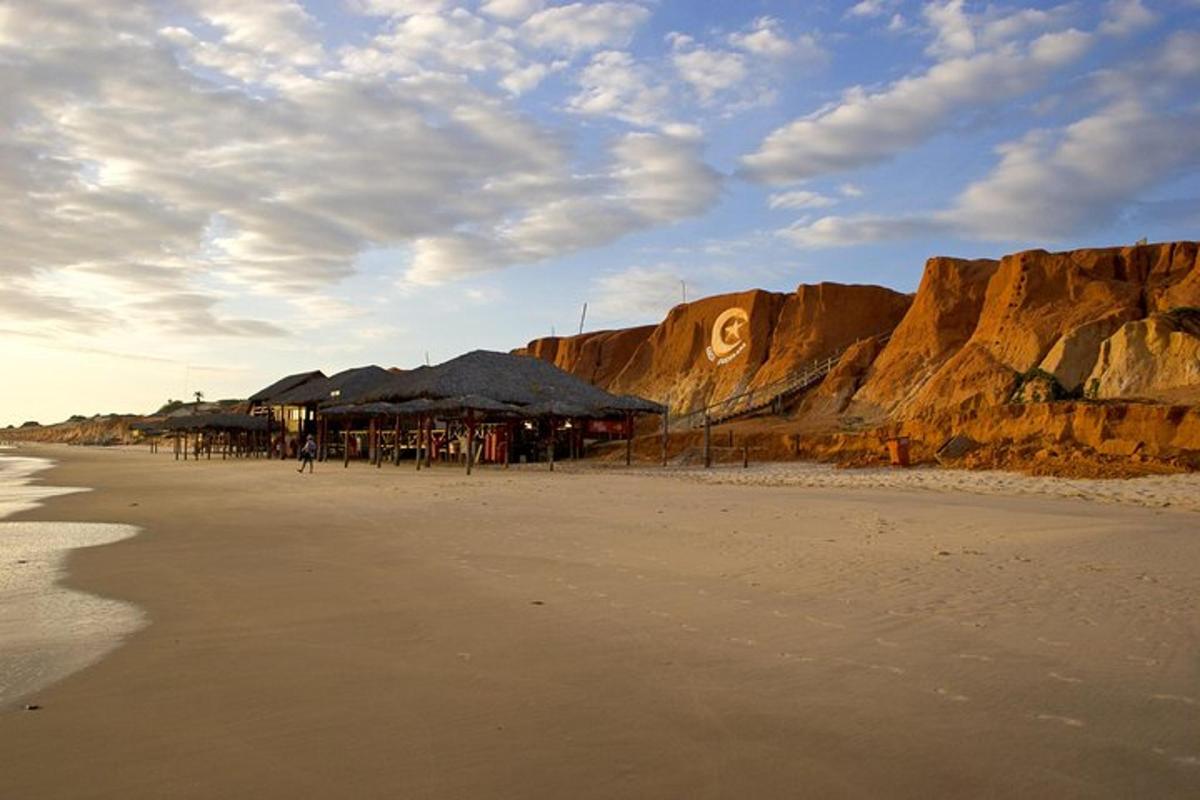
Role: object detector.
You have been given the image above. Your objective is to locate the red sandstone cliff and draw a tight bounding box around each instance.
[519,241,1200,474]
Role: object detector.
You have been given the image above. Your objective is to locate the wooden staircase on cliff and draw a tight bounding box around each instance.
[672,333,892,430]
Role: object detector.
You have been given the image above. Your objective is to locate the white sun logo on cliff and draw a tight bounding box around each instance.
[706,307,750,365]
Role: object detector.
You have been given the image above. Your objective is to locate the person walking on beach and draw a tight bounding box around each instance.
[298,434,317,474]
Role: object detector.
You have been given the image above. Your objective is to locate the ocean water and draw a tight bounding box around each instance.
[0,451,146,708]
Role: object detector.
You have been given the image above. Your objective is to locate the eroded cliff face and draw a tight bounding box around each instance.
[516,326,655,387]
[749,283,911,391]
[846,257,998,421]
[519,283,910,413]
[518,241,1200,472]
[608,289,789,412]
[842,243,1200,421]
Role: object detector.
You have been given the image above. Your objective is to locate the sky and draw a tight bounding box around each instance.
[2,0,1199,425]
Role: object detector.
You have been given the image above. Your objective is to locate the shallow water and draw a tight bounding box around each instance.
[0,452,146,708]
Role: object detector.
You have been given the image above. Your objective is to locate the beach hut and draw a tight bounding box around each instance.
[161,413,269,461]
[269,366,396,460]
[347,351,663,469]
[246,370,325,458]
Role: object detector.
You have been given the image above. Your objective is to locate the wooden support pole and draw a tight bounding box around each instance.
[465,412,475,476]
[174,431,180,461]
[703,414,712,469]
[375,418,382,469]
[504,422,512,469]
[661,409,669,467]
[424,417,433,468]
[393,415,402,466]
[343,427,350,468]
[625,412,633,467]
[728,430,734,448]
[416,415,423,471]
[743,444,749,469]
[548,416,555,472]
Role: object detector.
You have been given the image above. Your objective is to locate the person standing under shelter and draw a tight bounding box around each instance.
[297,434,317,474]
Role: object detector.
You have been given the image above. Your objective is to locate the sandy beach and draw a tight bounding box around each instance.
[1,445,1198,798]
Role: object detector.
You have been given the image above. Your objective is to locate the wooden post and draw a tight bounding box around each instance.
[174,430,180,461]
[415,415,423,471]
[728,430,734,448]
[343,427,350,468]
[743,444,749,469]
[375,418,382,469]
[505,422,512,469]
[465,411,475,476]
[424,417,433,468]
[661,410,669,467]
[625,412,633,467]
[265,408,272,460]
[548,416,555,472]
[703,414,712,469]
[393,415,401,466]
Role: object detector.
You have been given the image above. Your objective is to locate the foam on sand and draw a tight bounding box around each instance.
[0,453,145,708]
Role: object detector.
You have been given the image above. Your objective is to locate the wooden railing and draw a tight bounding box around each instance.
[668,332,892,431]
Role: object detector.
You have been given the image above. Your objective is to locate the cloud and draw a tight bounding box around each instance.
[479,0,545,22]
[728,16,825,64]
[923,0,976,58]
[781,99,1200,247]
[0,1,727,350]
[1099,0,1157,37]
[846,1,896,19]
[669,36,749,103]
[407,132,722,283]
[567,50,677,129]
[740,28,1092,183]
[520,2,649,54]
[768,190,837,210]
[591,265,689,318]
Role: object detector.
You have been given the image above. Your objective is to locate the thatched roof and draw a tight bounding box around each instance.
[275,365,395,406]
[357,350,656,412]
[162,414,267,432]
[320,402,405,417]
[248,370,325,404]
[320,396,521,419]
[600,394,666,415]
[519,400,595,418]
[425,395,523,416]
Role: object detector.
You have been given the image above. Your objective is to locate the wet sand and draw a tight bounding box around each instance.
[1,445,1197,798]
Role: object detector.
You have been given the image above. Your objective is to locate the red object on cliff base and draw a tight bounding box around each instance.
[887,437,911,467]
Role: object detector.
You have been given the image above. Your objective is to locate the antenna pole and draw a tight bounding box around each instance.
[681,281,687,304]
[578,302,588,336]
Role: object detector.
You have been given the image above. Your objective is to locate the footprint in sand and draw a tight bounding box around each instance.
[1173,755,1200,767]
[875,637,900,648]
[1149,694,1196,706]
[933,688,969,702]
[771,610,789,618]
[680,624,700,632]
[1036,714,1084,728]
[957,653,992,662]
[804,615,846,630]
[1049,672,1083,684]
[1037,637,1070,647]
[1126,655,1160,666]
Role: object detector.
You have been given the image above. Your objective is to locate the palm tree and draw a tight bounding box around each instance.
[193,390,205,410]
